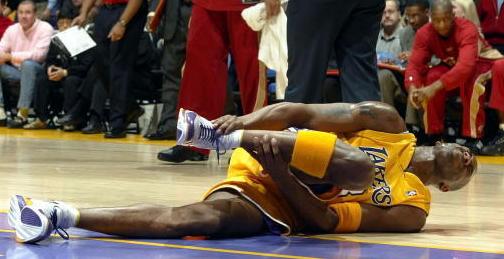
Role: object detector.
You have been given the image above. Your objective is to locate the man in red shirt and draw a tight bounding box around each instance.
[405,0,504,151]
[157,0,269,162]
[477,0,504,54]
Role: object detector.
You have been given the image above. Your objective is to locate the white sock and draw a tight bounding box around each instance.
[37,201,79,229]
[499,123,504,131]
[219,130,244,150]
[56,202,79,229]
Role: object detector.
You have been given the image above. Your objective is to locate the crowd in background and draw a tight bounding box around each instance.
[0,0,503,159]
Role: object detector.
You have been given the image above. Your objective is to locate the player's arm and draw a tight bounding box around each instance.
[357,204,426,232]
[213,101,406,135]
[251,135,339,232]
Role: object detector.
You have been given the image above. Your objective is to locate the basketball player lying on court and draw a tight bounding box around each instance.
[9,101,476,243]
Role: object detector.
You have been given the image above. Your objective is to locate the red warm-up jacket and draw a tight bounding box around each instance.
[478,0,504,46]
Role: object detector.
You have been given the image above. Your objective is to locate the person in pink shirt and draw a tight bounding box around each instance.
[0,0,53,128]
[0,0,12,126]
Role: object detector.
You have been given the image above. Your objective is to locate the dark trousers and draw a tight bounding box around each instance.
[93,2,147,130]
[34,74,82,121]
[80,65,106,118]
[65,65,107,121]
[157,3,191,134]
[285,0,384,103]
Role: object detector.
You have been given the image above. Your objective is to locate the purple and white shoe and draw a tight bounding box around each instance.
[15,200,77,243]
[16,206,55,243]
[176,109,237,151]
[8,195,34,229]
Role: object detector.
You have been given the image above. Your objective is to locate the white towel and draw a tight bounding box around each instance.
[242,1,288,100]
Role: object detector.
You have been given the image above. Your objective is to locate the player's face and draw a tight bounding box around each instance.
[433,142,475,192]
[431,8,455,37]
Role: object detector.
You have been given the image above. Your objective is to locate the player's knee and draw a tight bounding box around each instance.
[168,203,222,235]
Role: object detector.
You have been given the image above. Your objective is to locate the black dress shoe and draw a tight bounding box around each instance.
[0,119,5,127]
[104,128,127,138]
[57,113,84,126]
[7,116,28,128]
[144,130,176,140]
[157,145,209,163]
[82,118,104,134]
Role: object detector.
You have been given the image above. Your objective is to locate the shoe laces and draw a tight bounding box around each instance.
[49,206,69,240]
[198,123,226,163]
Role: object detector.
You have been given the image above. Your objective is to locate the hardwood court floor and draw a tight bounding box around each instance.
[0,128,503,258]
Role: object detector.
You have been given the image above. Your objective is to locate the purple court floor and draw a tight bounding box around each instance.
[0,213,502,259]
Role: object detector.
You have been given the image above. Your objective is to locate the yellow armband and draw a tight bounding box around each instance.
[290,130,337,179]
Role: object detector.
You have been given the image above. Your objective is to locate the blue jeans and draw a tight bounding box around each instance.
[0,60,43,109]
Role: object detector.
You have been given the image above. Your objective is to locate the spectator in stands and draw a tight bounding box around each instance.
[377,0,403,57]
[400,0,431,55]
[144,0,191,140]
[0,0,13,125]
[377,0,405,115]
[3,0,19,19]
[450,0,504,156]
[278,0,384,103]
[396,0,432,130]
[57,65,106,132]
[72,0,147,138]
[157,0,267,163]
[0,0,53,128]
[379,0,431,135]
[477,0,504,54]
[59,31,157,134]
[406,0,504,152]
[23,14,94,129]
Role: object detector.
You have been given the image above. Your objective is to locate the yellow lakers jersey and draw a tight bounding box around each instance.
[322,130,431,214]
[204,129,432,233]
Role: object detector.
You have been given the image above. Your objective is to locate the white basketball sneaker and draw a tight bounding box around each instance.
[8,195,35,229]
[177,109,238,151]
[15,200,78,243]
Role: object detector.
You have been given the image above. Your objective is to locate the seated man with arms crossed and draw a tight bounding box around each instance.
[9,101,476,243]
